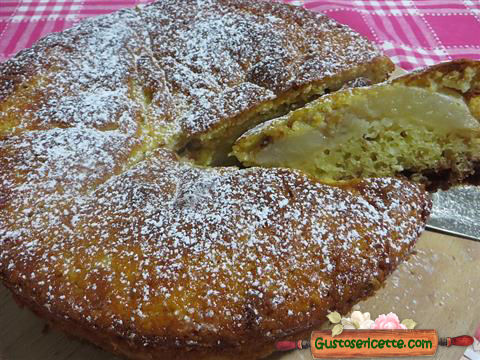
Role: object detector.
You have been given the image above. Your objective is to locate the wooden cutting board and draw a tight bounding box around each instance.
[0,231,479,360]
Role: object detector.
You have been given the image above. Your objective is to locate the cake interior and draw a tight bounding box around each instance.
[179,63,392,166]
[180,82,327,166]
[233,83,480,189]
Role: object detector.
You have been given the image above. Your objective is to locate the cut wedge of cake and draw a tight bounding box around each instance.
[233,60,480,190]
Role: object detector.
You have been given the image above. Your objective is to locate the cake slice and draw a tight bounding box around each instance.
[153,0,395,165]
[233,60,480,190]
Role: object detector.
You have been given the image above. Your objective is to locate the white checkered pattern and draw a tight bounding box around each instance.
[0,0,480,68]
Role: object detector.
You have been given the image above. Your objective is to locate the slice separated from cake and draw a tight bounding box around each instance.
[233,60,480,190]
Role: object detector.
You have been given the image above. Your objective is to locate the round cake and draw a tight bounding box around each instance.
[0,1,430,359]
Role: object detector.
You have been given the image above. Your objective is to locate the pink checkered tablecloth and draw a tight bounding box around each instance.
[0,0,479,70]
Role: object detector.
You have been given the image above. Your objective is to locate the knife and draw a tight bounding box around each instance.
[427,186,480,241]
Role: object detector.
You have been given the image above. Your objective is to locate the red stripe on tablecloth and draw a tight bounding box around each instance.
[0,0,479,69]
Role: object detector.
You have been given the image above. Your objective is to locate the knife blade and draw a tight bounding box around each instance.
[427,185,480,241]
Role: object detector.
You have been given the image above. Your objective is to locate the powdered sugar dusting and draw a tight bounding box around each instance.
[0,142,430,346]
[141,0,383,137]
[0,0,428,354]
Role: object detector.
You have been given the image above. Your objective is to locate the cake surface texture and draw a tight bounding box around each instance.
[0,1,430,359]
[234,60,480,190]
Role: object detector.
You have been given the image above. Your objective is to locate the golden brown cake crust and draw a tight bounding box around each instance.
[1,149,430,359]
[0,1,425,360]
[0,0,393,146]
